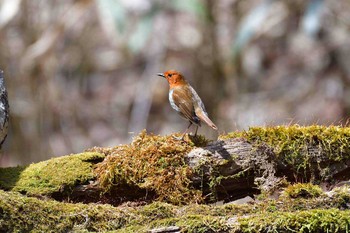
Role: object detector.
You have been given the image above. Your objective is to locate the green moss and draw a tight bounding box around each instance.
[2,187,350,232]
[0,152,104,196]
[132,202,176,224]
[179,215,229,233]
[91,130,208,205]
[221,125,350,179]
[238,209,350,233]
[282,183,323,199]
[0,190,128,232]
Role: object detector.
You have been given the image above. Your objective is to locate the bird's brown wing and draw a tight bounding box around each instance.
[171,86,198,124]
[188,86,218,130]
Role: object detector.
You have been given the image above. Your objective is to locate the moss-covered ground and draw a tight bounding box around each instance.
[0,152,104,196]
[1,126,350,231]
[1,183,350,232]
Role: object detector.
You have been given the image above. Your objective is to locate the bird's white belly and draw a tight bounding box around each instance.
[169,89,180,112]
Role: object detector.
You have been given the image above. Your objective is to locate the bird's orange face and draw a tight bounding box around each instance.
[158,70,187,87]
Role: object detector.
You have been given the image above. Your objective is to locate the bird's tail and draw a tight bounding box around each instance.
[196,111,218,130]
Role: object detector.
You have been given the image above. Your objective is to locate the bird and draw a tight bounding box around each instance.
[157,70,217,139]
[0,70,9,149]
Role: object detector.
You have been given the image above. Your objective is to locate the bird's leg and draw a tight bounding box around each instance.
[194,125,199,137]
[173,122,192,140]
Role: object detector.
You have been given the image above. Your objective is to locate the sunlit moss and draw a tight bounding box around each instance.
[131,202,176,224]
[0,152,104,196]
[220,125,350,179]
[238,209,350,233]
[282,183,323,199]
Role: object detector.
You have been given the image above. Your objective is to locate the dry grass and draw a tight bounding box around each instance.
[91,130,209,204]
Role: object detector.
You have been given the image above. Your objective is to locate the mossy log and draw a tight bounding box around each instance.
[94,125,350,203]
[1,125,350,205]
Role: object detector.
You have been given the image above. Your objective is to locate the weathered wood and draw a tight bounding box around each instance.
[186,138,279,199]
[185,137,350,200]
[148,226,181,233]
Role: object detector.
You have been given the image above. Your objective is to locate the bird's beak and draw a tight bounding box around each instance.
[157,73,165,78]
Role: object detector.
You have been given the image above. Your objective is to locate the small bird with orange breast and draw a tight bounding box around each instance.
[158,70,218,139]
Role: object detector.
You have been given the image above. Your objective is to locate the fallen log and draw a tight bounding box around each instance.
[1,125,350,205]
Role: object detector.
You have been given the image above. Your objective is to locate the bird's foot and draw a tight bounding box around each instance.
[187,134,198,141]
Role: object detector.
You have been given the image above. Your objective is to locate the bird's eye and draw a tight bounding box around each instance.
[168,74,172,77]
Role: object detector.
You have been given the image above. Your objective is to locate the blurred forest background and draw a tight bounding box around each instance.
[0,0,349,166]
